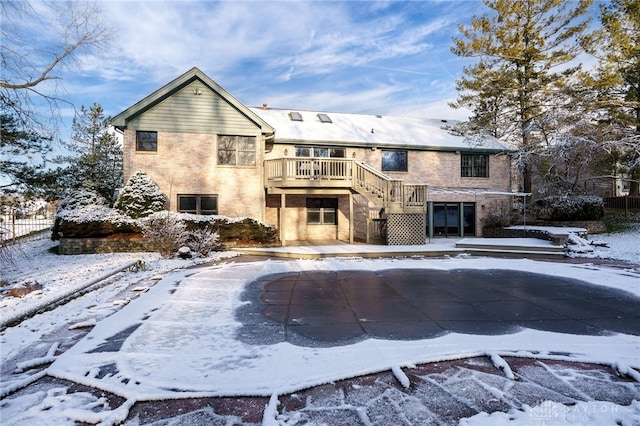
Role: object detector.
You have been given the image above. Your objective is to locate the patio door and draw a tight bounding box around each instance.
[295,147,346,179]
[433,203,459,237]
[427,202,476,238]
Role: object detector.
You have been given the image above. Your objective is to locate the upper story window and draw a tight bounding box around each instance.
[461,154,489,178]
[381,150,407,172]
[178,194,218,215]
[295,146,345,158]
[218,135,256,166]
[136,131,157,152]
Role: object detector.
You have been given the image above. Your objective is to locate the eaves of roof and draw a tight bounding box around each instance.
[271,137,510,153]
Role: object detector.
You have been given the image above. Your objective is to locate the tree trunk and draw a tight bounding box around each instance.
[523,162,533,194]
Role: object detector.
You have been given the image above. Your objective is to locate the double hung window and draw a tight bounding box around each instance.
[461,154,489,177]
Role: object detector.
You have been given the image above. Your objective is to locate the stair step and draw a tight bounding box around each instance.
[456,238,565,253]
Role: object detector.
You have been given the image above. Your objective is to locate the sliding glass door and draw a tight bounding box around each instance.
[428,202,476,238]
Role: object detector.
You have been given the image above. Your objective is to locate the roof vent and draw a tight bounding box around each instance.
[262,103,268,110]
[289,111,303,121]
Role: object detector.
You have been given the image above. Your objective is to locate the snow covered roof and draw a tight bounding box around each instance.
[250,107,513,153]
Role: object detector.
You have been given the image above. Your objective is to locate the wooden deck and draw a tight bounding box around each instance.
[264,158,427,213]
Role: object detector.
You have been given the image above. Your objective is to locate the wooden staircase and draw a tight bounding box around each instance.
[353,161,426,213]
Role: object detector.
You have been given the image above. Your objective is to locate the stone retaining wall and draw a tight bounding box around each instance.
[482,227,553,241]
[59,236,151,255]
[59,237,281,255]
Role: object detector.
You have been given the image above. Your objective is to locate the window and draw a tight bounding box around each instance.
[289,111,303,121]
[461,154,489,177]
[381,150,407,172]
[218,135,256,166]
[306,198,337,225]
[178,195,218,215]
[295,146,345,158]
[317,113,332,123]
[136,131,157,152]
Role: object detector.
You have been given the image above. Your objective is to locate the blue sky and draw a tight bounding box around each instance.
[20,0,601,142]
[49,0,494,136]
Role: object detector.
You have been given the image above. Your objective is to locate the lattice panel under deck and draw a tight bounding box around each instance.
[386,213,426,245]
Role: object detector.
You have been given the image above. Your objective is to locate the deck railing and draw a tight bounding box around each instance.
[265,158,354,184]
[265,158,427,212]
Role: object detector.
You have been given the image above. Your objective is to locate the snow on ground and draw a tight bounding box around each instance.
[0,227,639,425]
[0,239,238,361]
[590,223,640,264]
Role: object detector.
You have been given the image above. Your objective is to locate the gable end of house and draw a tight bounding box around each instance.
[111,67,275,136]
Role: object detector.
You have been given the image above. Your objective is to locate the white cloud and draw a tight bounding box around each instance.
[99,1,339,81]
[32,1,490,127]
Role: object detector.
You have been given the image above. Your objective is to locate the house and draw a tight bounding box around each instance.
[111,67,520,246]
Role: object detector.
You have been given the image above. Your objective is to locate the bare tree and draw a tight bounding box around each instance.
[1,0,114,135]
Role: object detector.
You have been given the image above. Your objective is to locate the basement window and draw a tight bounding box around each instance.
[178,195,218,215]
[306,198,338,225]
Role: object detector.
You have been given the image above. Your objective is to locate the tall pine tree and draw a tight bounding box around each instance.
[57,103,123,204]
[450,0,593,194]
[584,0,640,195]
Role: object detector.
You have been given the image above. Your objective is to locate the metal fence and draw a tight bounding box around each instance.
[0,203,56,245]
[604,196,640,210]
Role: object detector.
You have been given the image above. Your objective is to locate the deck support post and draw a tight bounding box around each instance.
[280,193,286,247]
[349,192,354,244]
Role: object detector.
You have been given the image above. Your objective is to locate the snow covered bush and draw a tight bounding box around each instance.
[115,171,167,219]
[215,217,278,243]
[58,189,108,210]
[185,225,220,256]
[179,215,278,244]
[140,212,189,258]
[52,190,138,239]
[533,195,604,221]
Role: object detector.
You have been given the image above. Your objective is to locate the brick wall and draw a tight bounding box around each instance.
[124,130,265,220]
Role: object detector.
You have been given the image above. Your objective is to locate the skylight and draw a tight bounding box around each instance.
[317,113,332,123]
[289,111,303,122]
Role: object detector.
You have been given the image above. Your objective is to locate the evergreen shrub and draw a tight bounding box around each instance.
[115,171,167,219]
[534,196,604,221]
